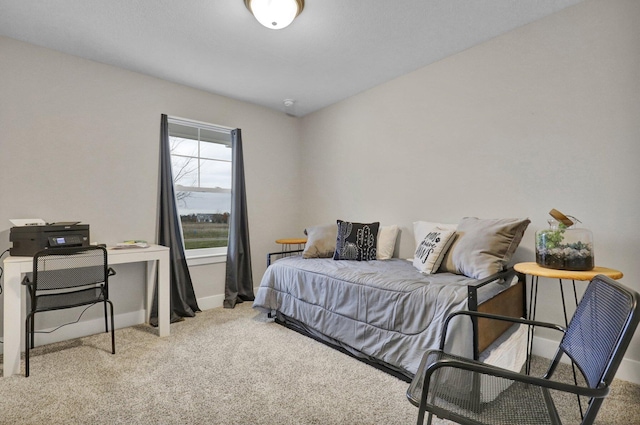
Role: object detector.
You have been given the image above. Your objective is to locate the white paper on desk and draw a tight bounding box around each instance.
[114,242,150,249]
[10,218,46,227]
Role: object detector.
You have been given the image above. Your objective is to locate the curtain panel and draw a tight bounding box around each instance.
[224,128,254,308]
[151,114,200,325]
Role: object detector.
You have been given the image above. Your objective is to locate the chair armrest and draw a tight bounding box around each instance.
[423,356,609,399]
[108,267,116,277]
[21,275,32,286]
[439,310,565,350]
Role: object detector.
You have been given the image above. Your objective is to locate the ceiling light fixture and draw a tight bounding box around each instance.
[244,0,304,30]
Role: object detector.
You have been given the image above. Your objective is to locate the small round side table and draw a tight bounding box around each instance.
[515,262,623,326]
[514,262,623,417]
[275,238,307,254]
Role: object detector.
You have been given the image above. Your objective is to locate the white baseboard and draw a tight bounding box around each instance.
[33,310,145,347]
[532,335,640,385]
[33,289,254,347]
[195,287,262,311]
[197,293,226,310]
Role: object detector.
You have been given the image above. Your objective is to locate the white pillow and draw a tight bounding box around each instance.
[377,225,399,260]
[413,221,457,249]
[413,228,457,274]
[302,224,337,258]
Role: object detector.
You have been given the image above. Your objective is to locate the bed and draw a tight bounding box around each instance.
[253,217,530,381]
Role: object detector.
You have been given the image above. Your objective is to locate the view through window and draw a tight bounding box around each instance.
[168,118,232,253]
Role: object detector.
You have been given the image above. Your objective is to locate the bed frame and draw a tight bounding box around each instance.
[266,251,527,382]
[466,268,526,358]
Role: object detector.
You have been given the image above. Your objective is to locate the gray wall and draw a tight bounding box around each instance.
[300,0,640,379]
[0,36,303,333]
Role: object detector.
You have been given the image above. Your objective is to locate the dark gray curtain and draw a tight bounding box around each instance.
[224,128,254,308]
[150,114,200,325]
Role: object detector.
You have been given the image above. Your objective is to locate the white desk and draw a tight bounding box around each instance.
[2,244,170,377]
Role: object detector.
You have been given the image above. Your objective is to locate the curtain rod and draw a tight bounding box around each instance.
[167,115,235,133]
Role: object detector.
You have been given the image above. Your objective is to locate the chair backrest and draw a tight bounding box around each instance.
[560,275,640,389]
[33,246,109,292]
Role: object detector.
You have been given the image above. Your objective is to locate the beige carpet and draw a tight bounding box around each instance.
[0,303,638,424]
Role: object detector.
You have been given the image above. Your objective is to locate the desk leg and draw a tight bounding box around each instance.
[146,260,157,325]
[3,263,22,377]
[157,250,170,337]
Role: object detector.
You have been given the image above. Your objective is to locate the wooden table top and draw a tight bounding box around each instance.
[514,262,623,281]
[275,238,307,245]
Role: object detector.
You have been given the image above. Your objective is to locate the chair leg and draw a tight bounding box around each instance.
[25,312,33,377]
[426,413,433,425]
[417,377,430,425]
[417,403,427,425]
[416,410,435,425]
[30,313,35,349]
[108,300,115,354]
[103,299,109,333]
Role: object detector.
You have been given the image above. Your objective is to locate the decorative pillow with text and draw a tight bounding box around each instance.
[413,221,457,251]
[413,228,457,274]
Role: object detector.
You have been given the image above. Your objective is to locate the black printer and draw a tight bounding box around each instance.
[10,223,90,256]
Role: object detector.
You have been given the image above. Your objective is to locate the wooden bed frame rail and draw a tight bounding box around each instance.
[469,267,526,359]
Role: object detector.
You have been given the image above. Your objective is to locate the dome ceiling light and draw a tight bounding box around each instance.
[244,0,304,30]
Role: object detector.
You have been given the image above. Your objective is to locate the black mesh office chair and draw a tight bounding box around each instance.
[22,246,116,377]
[406,274,640,425]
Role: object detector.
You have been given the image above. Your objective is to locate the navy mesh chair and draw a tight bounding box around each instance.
[406,274,640,425]
[22,246,116,377]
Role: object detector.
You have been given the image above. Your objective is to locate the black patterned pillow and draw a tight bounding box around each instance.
[333,220,380,261]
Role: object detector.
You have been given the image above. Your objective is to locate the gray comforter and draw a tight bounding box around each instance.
[253,256,508,376]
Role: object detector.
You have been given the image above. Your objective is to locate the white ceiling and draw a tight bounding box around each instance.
[0,0,583,117]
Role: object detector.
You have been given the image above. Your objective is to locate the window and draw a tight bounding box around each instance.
[168,117,232,259]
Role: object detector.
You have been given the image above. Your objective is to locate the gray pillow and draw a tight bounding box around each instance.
[440,217,530,279]
[302,224,337,258]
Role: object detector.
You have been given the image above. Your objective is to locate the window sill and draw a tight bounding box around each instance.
[186,252,227,266]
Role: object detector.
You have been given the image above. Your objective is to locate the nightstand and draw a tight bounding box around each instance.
[275,238,307,252]
[515,262,623,323]
[268,238,308,265]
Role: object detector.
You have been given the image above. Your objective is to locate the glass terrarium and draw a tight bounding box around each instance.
[535,209,594,271]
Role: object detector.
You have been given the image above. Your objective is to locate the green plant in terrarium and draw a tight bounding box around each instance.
[536,222,567,250]
[535,209,594,271]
